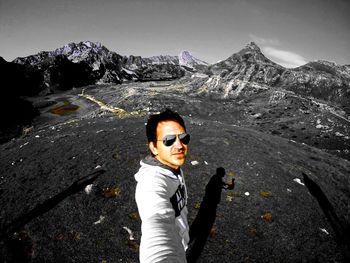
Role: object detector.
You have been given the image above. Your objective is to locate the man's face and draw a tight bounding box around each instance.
[149,120,189,170]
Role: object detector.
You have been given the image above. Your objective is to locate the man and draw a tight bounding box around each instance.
[134,109,190,262]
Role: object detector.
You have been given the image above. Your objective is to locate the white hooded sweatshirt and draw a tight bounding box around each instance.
[135,156,190,263]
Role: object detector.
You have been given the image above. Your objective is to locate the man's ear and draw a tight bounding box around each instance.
[149,141,158,156]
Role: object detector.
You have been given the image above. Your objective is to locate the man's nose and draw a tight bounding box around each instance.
[173,136,184,148]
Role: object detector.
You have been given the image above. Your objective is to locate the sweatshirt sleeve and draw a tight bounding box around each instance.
[135,174,186,263]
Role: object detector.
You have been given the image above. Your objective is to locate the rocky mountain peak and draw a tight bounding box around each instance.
[53,41,110,62]
[209,41,282,75]
[178,50,208,69]
[244,42,262,52]
[236,42,272,63]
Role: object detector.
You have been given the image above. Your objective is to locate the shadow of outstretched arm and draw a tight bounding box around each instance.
[186,167,234,263]
[0,168,105,240]
[303,173,350,261]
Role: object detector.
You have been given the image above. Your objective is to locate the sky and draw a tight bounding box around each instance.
[1,0,349,68]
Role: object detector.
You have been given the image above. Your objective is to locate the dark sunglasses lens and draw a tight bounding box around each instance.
[179,133,190,145]
[163,135,176,146]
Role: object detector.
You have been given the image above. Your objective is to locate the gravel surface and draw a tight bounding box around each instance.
[1,82,349,262]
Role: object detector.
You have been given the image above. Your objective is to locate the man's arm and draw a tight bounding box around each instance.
[136,177,186,263]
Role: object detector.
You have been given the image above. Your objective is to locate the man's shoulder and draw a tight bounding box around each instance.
[138,159,178,179]
[135,162,180,193]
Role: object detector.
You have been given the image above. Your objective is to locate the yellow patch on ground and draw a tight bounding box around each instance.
[194,202,201,209]
[260,191,273,197]
[68,230,81,241]
[226,195,234,202]
[50,101,80,115]
[226,170,235,177]
[79,93,144,117]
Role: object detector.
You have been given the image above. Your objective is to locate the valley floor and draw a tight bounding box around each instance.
[1,81,350,262]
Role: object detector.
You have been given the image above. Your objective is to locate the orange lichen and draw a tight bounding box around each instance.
[129,212,140,221]
[209,227,217,237]
[261,212,273,222]
[128,240,139,252]
[68,230,81,241]
[101,186,121,198]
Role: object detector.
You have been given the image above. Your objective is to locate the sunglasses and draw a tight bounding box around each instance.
[158,133,191,147]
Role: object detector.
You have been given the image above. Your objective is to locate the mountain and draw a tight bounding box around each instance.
[14,41,130,87]
[13,41,190,89]
[179,50,209,70]
[282,60,350,109]
[203,42,350,114]
[204,42,285,97]
[210,42,281,72]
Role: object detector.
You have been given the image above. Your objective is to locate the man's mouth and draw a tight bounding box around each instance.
[173,152,185,157]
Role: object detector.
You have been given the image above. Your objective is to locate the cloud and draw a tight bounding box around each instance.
[248,34,307,67]
[262,46,308,68]
[249,34,280,46]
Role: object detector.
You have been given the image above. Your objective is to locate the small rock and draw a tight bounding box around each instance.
[93,215,105,225]
[122,226,135,241]
[293,178,305,186]
[191,160,199,166]
[244,192,250,196]
[84,184,93,194]
[20,142,29,148]
[320,228,329,235]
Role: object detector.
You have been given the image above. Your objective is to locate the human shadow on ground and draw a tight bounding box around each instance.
[0,169,105,263]
[302,172,350,261]
[186,167,234,263]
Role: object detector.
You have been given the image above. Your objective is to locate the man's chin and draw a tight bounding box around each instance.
[172,157,186,166]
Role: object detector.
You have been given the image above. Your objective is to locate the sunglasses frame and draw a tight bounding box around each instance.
[157,133,191,147]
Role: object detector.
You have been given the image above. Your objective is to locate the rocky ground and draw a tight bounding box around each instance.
[1,79,350,262]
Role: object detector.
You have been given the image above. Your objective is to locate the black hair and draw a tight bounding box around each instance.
[146,108,186,144]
